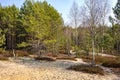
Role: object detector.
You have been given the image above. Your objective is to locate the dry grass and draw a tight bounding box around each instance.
[78,54,120,68]
[0,55,8,60]
[34,56,56,61]
[0,50,31,57]
[15,50,31,57]
[1,51,13,57]
[46,53,58,57]
[79,54,115,62]
[58,50,66,54]
[67,64,104,75]
[42,52,77,61]
[56,57,77,61]
[111,68,120,75]
[102,61,120,68]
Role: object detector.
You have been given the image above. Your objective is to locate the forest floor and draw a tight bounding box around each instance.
[0,57,120,80]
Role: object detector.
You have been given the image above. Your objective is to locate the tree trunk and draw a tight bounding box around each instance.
[92,38,95,65]
[5,30,16,50]
[12,49,16,59]
[102,47,104,53]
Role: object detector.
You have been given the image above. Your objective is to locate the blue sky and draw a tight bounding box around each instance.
[0,0,117,24]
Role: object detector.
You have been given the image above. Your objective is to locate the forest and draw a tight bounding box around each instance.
[0,0,119,56]
[0,0,120,79]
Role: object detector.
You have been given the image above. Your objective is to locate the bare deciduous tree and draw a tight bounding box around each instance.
[82,0,109,65]
[69,1,80,46]
[99,0,110,53]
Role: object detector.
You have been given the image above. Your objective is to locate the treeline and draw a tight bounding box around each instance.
[0,0,120,55]
[65,24,120,54]
[0,0,64,53]
[66,0,120,54]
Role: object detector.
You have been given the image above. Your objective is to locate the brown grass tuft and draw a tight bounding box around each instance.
[56,57,77,61]
[67,64,104,75]
[102,61,120,68]
[15,50,30,57]
[34,56,56,61]
[0,55,8,60]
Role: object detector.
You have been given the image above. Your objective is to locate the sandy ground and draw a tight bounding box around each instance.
[0,58,120,80]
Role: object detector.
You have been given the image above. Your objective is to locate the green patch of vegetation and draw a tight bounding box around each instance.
[67,64,104,75]
[17,42,30,48]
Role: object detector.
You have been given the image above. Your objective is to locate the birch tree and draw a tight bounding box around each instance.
[82,0,110,65]
[69,1,80,47]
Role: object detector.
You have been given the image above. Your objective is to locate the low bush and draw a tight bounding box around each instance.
[67,64,104,75]
[35,56,56,61]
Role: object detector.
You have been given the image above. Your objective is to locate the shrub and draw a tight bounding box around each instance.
[35,56,56,61]
[67,64,104,75]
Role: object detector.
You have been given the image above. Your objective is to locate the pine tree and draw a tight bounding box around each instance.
[0,5,19,50]
[19,0,64,54]
[112,0,120,53]
[113,0,120,22]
